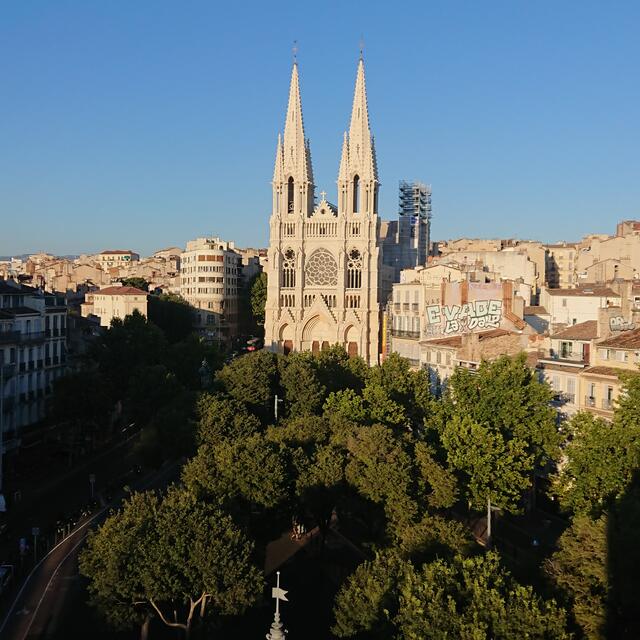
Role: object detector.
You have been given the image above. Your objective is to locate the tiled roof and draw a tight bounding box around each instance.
[597,327,640,349]
[95,286,147,296]
[421,328,512,348]
[524,306,548,315]
[5,306,40,316]
[581,366,625,377]
[545,287,619,297]
[551,321,598,341]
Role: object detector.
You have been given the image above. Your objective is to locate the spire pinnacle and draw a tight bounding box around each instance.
[282,61,313,184]
[346,57,378,182]
[272,133,284,184]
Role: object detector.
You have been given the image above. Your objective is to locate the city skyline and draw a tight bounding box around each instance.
[2,1,640,256]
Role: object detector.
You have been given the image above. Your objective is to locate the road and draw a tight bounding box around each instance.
[0,461,181,640]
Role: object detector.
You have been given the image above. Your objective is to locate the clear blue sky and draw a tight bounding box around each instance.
[2,1,639,256]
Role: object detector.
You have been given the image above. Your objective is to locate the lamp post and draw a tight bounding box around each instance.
[274,395,284,422]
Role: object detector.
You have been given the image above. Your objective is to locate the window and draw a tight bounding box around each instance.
[305,249,338,287]
[346,248,362,289]
[353,175,359,213]
[562,298,567,307]
[287,177,294,213]
[282,248,296,288]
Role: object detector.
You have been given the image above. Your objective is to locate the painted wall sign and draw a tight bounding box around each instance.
[425,299,503,336]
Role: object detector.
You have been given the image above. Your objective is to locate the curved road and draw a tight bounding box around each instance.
[0,462,180,640]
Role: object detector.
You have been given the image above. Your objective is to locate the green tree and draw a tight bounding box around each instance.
[279,351,326,417]
[249,271,267,325]
[323,388,368,424]
[143,488,262,637]
[196,394,261,445]
[92,310,167,399]
[545,514,608,640]
[444,354,559,466]
[344,424,418,531]
[333,552,570,639]
[120,277,149,291]
[79,491,159,639]
[414,441,458,510]
[215,350,280,422]
[442,414,533,513]
[552,411,640,516]
[147,293,194,344]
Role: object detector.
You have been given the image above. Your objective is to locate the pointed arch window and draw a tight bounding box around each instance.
[347,248,362,289]
[287,177,295,213]
[353,175,360,213]
[282,248,296,288]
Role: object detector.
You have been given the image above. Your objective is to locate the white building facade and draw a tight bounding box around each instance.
[180,237,242,342]
[264,59,384,364]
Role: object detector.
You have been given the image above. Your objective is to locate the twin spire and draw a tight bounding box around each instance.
[273,57,378,192]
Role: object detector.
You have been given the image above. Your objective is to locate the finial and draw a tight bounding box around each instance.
[292,40,298,64]
[359,36,365,60]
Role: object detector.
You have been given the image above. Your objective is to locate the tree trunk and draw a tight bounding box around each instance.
[140,615,151,640]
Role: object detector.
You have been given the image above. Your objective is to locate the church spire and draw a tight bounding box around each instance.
[272,133,284,184]
[347,57,378,182]
[282,62,314,185]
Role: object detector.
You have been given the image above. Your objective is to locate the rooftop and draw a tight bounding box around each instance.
[597,327,640,349]
[100,250,137,255]
[421,328,513,348]
[524,306,548,315]
[551,320,599,341]
[545,287,619,297]
[581,366,626,378]
[95,286,148,296]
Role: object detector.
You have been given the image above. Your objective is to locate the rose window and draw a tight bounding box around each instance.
[305,248,338,287]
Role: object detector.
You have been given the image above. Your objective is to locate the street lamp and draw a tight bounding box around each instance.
[274,395,284,422]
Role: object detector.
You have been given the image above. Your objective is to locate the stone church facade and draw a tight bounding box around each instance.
[264,58,385,365]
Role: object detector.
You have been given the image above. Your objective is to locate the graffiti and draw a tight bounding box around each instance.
[609,316,636,332]
[425,299,503,336]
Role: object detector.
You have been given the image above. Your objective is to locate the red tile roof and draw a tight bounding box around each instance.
[581,366,625,377]
[95,286,147,296]
[551,321,599,341]
[524,306,548,315]
[597,327,640,349]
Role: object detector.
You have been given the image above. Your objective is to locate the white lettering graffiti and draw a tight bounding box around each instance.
[424,299,503,336]
[609,316,636,332]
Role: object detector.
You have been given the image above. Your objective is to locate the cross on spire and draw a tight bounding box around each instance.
[292,40,298,63]
[320,190,326,200]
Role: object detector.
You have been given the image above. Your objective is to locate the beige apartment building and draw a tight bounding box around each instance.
[81,285,148,327]
[180,237,242,342]
[544,243,577,288]
[94,250,140,270]
[538,286,621,331]
[575,222,640,284]
[388,272,530,368]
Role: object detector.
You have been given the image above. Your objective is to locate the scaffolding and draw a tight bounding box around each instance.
[398,180,432,220]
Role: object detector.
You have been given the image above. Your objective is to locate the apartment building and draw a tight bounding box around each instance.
[180,237,242,342]
[536,320,599,416]
[81,286,148,327]
[94,250,140,270]
[388,271,530,367]
[538,286,621,331]
[544,243,577,288]
[0,280,68,448]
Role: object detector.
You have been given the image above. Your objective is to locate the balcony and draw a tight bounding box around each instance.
[53,356,59,365]
[584,396,596,408]
[45,357,51,366]
[411,303,420,312]
[18,331,46,344]
[0,331,20,344]
[37,359,43,369]
[19,362,26,373]
[0,364,16,379]
[602,398,614,411]
[391,329,421,339]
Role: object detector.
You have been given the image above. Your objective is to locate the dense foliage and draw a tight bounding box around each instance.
[79,345,640,638]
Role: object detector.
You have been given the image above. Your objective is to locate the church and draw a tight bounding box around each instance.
[264,57,389,365]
